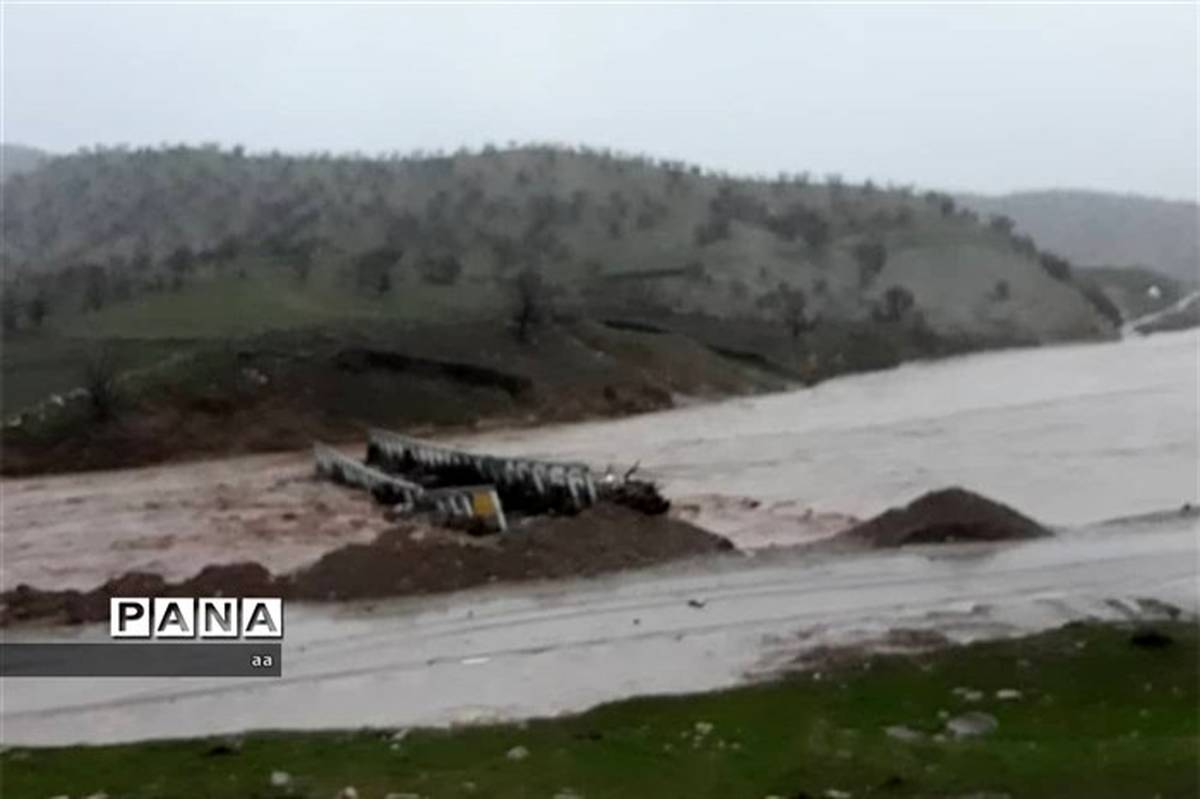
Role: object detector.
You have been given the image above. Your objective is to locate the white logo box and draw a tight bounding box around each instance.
[110,598,283,639]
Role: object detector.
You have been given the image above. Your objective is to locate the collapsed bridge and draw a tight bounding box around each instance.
[315,429,603,533]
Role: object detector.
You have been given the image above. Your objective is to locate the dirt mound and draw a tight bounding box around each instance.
[3,564,280,626]
[286,502,730,600]
[837,487,1052,548]
[0,502,734,626]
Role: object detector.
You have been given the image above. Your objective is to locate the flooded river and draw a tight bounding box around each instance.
[3,330,1197,586]
[2,331,1197,744]
[453,329,1200,531]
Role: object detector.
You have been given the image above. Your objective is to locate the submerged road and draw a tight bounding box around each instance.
[3,514,1196,746]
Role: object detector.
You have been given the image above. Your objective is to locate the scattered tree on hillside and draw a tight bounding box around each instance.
[353,246,402,296]
[760,283,814,342]
[874,285,915,323]
[764,203,832,250]
[372,269,392,296]
[511,267,550,343]
[853,240,888,288]
[83,347,121,422]
[989,214,1016,236]
[1010,233,1038,259]
[779,284,812,341]
[1038,251,1073,282]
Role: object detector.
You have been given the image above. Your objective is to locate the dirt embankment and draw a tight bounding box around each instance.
[0,502,735,626]
[1,320,784,477]
[834,487,1052,548]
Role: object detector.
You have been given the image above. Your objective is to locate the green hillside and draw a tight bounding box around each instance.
[3,144,1113,341]
[0,145,1120,474]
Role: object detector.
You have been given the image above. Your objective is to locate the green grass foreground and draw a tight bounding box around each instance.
[4,621,1197,799]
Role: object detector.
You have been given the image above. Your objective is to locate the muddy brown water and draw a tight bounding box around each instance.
[2,330,1196,591]
[0,330,1196,745]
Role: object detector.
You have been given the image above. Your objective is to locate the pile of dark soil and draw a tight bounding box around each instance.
[289,501,730,601]
[0,502,734,626]
[836,487,1052,548]
[2,563,278,627]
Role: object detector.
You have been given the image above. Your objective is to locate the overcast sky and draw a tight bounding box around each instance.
[3,3,1196,199]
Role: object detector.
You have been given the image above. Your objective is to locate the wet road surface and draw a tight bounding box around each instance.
[3,513,1195,745]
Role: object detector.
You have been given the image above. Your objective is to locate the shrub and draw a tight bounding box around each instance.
[353,246,403,294]
[1038,252,1073,282]
[511,268,550,343]
[874,285,915,323]
[853,240,888,288]
[759,283,813,341]
[989,214,1016,236]
[766,203,830,250]
[83,347,121,422]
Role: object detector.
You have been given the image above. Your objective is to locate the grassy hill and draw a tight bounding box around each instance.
[2,145,1115,340]
[960,189,1199,285]
[0,144,1118,473]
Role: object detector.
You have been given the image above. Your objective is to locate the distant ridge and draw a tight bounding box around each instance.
[959,189,1199,285]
